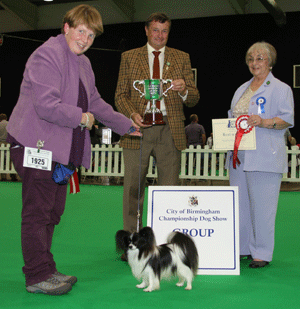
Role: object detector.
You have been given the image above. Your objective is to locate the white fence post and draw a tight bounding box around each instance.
[1,143,299,182]
[0,143,16,175]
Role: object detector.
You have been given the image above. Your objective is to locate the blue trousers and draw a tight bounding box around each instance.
[229,151,282,261]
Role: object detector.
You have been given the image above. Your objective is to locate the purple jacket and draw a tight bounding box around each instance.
[7,34,132,168]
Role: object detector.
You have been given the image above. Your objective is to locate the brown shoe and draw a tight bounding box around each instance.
[121,253,128,262]
[52,271,77,285]
[26,276,72,295]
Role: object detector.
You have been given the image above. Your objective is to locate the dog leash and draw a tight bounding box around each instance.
[136,134,143,233]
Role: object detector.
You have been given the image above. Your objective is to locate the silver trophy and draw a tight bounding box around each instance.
[133,79,173,125]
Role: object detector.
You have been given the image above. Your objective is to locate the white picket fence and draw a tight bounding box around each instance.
[1,143,300,182]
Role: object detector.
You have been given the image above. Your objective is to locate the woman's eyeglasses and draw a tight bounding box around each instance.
[247,57,268,64]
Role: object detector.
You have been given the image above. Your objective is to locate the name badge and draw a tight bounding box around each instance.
[23,147,52,171]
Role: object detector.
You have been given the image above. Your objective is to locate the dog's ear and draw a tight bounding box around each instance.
[139,227,155,244]
[137,227,156,252]
[115,230,131,252]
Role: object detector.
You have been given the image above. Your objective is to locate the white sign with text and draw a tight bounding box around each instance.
[147,186,240,275]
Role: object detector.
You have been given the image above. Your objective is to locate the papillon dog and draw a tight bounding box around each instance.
[115,227,198,292]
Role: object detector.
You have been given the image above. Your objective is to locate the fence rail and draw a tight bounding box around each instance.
[1,143,300,182]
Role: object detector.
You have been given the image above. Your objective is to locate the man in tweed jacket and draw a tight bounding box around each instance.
[115,13,200,235]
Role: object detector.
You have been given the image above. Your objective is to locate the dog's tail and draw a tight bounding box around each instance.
[167,231,199,275]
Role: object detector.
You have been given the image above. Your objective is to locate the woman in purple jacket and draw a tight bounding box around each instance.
[6,4,140,295]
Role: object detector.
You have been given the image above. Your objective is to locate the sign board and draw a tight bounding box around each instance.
[102,128,112,144]
[147,186,240,275]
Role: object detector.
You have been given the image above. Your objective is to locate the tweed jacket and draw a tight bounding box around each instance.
[7,34,132,168]
[115,45,200,151]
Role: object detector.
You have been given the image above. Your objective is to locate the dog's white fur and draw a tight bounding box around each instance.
[116,227,199,292]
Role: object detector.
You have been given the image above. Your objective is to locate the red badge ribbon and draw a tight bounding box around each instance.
[70,170,80,194]
[233,115,253,169]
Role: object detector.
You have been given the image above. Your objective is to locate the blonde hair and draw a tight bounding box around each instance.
[246,42,277,68]
[61,4,103,37]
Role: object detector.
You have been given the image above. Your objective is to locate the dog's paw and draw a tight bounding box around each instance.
[143,284,160,292]
[185,284,192,290]
[176,282,184,287]
[143,287,153,292]
[136,282,147,289]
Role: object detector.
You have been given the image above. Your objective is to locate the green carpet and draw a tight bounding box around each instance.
[0,182,299,309]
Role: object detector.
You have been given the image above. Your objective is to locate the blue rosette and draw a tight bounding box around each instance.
[256,97,266,114]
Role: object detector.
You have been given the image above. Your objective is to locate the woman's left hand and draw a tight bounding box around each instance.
[247,115,262,127]
[127,122,142,137]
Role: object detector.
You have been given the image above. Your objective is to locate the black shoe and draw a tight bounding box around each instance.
[249,260,269,268]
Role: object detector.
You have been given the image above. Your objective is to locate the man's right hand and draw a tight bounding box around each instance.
[131,113,151,128]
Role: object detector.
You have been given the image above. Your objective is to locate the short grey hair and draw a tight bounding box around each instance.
[245,42,277,68]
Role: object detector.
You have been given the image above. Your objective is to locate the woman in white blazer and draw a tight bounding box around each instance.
[228,42,294,268]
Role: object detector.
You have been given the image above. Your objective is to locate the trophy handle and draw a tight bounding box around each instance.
[162,79,173,97]
[133,80,145,98]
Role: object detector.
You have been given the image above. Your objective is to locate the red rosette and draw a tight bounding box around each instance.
[233,115,253,169]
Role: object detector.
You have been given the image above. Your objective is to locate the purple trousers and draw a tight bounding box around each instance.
[10,146,67,286]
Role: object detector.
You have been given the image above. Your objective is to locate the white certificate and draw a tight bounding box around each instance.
[212,118,256,151]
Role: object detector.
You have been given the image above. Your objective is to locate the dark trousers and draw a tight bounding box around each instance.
[10,146,67,286]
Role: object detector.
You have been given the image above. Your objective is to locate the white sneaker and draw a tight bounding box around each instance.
[52,271,77,285]
[26,276,72,295]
